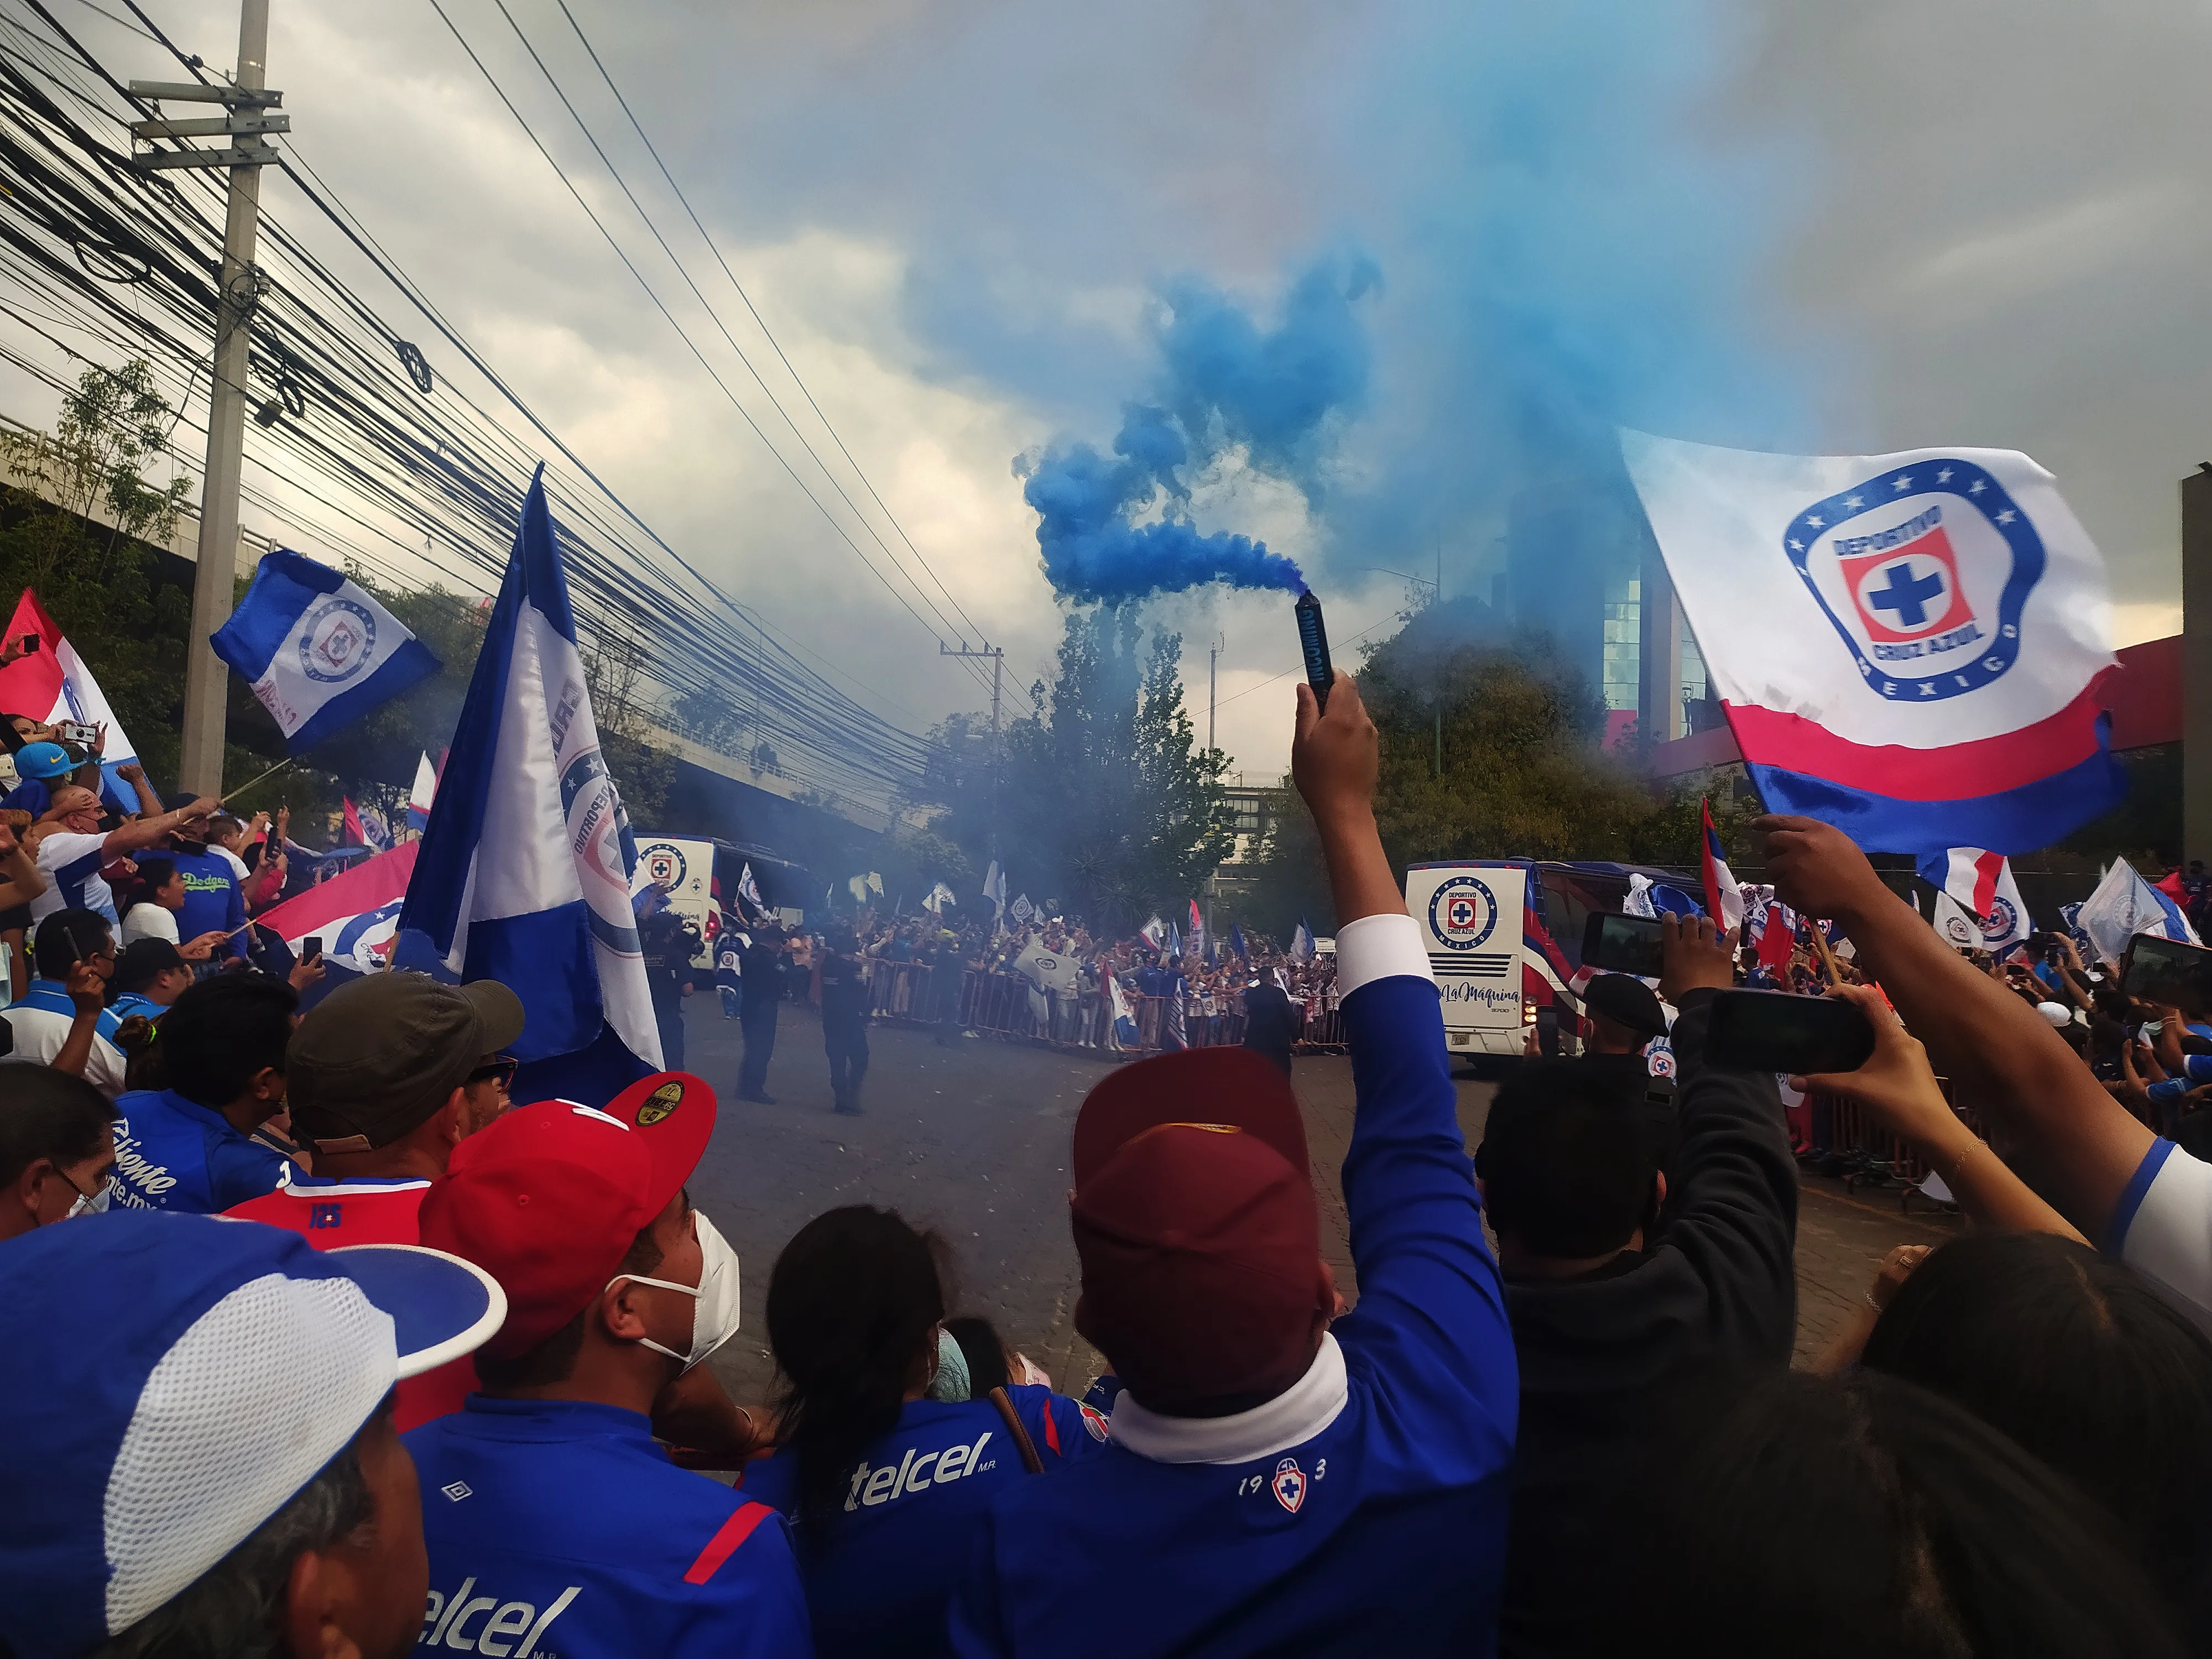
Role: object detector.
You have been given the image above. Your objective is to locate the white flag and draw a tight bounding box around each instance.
[2077,857,2200,968]
[1623,430,2120,858]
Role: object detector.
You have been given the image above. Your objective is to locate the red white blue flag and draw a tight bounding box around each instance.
[1624,432,2122,858]
[1700,798,1745,933]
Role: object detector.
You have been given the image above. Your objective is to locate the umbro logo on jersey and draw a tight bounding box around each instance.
[440,1481,472,1502]
[420,1578,580,1656]
[845,1431,998,1512]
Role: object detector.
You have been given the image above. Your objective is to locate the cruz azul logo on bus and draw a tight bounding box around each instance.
[639,842,689,890]
[1426,877,1499,952]
[1782,459,2046,704]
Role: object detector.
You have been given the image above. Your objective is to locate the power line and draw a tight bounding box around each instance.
[549,0,1007,664]
[422,0,994,697]
[0,0,937,808]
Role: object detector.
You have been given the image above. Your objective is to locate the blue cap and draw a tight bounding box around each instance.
[14,741,73,780]
[0,1211,504,1659]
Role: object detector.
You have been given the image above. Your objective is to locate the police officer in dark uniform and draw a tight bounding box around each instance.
[1240,974,1300,1078]
[738,926,786,1103]
[818,932,870,1115]
[922,926,964,1047]
[638,898,698,1072]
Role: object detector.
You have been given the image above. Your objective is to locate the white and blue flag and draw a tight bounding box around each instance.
[209,549,440,751]
[2075,856,2201,969]
[395,470,662,1102]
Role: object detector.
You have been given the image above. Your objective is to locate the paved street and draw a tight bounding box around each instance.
[687,997,1961,1410]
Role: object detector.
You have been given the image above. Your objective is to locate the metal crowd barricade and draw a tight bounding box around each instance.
[854,962,1325,1060]
[1811,1075,1983,1207]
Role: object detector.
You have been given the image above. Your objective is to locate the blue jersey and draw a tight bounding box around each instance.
[107,1087,291,1213]
[406,1397,811,1659]
[166,847,245,958]
[950,919,1517,1658]
[740,1387,1109,1659]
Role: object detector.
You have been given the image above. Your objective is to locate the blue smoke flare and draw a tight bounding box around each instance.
[1020,255,1374,604]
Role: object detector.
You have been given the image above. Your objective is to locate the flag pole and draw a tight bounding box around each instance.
[222,756,293,806]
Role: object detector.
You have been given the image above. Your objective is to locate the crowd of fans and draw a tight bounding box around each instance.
[6,674,2212,1657]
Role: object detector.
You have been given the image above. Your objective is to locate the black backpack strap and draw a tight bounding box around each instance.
[988,1386,1046,1474]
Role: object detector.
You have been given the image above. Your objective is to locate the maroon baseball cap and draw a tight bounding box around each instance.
[1070,1047,1328,1413]
[417,1072,716,1359]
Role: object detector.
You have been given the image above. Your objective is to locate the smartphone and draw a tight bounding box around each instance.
[1293,590,1333,713]
[18,635,38,655]
[2122,934,2212,1019]
[1704,989,1876,1074]
[55,721,98,747]
[1582,910,1665,979]
[302,935,324,966]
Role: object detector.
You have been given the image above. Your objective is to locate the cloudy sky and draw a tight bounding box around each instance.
[24,0,2212,785]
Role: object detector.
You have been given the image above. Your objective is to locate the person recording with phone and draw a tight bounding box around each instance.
[1,910,128,1094]
[1759,814,2212,1335]
[1475,912,1796,1658]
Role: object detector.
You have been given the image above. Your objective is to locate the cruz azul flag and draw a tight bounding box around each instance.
[2076,857,2200,969]
[208,550,440,751]
[736,862,768,916]
[1623,433,2122,858]
[255,841,419,1003]
[1187,899,1206,963]
[0,588,139,810]
[1108,971,1140,1048]
[1919,847,2030,951]
[1700,800,1745,933]
[396,468,661,1100]
[407,752,437,832]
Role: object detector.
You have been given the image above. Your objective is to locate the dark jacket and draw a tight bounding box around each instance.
[741,940,785,1017]
[1240,982,1301,1068]
[1497,988,1797,1659]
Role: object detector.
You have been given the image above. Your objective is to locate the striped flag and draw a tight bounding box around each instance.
[395,467,661,1105]
[1700,799,1745,933]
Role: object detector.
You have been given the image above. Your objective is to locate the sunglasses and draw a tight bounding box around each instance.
[466,1055,518,1088]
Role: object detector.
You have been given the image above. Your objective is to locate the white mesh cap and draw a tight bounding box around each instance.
[102,1272,396,1633]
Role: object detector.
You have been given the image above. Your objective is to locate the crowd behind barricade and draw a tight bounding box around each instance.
[11,674,2212,1658]
[696,904,1344,1062]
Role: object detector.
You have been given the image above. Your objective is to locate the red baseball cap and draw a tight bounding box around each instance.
[1069,1047,1328,1413]
[416,1071,716,1359]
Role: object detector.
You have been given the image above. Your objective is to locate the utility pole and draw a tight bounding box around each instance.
[132,0,285,796]
[1434,538,1444,779]
[1208,632,1224,754]
[941,641,1004,859]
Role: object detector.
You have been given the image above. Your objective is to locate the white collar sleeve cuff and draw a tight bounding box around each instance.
[1333,911,1433,997]
[1107,1332,1349,1465]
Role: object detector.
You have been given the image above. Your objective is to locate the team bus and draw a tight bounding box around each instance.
[1405,859,1704,1063]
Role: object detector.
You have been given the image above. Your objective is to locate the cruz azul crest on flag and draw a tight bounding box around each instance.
[1624,431,2121,862]
[1787,460,2036,703]
[298,596,376,684]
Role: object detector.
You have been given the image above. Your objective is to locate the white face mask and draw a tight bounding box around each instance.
[609,1211,742,1372]
[64,1173,111,1219]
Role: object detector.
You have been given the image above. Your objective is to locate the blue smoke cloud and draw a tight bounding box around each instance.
[1019,255,1377,604]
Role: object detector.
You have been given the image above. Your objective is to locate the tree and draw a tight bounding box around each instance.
[1243,612,1671,934]
[0,358,682,837]
[0,360,197,787]
[917,608,1236,933]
